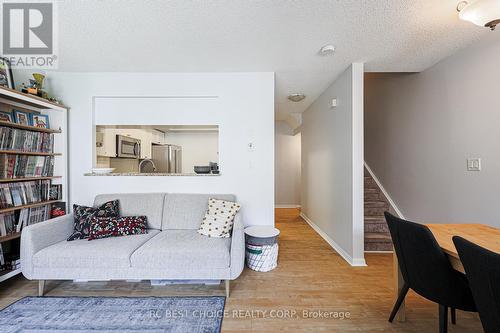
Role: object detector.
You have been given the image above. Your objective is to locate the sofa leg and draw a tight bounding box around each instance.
[38,280,45,297]
[225,280,230,298]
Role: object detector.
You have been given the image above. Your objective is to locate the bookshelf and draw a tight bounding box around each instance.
[0,86,68,283]
[0,120,62,133]
[0,150,62,156]
[0,232,20,243]
[0,200,62,214]
[0,176,62,183]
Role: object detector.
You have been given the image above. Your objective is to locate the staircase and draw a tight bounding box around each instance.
[364,168,393,251]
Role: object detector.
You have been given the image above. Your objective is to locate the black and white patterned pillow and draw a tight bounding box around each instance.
[207,198,241,217]
[198,198,241,238]
[67,200,119,241]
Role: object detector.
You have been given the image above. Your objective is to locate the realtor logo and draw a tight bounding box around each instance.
[1,1,57,68]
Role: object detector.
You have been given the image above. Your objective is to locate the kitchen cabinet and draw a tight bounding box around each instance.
[151,129,165,145]
[96,129,117,157]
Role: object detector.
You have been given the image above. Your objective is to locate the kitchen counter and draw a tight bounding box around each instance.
[84,172,221,176]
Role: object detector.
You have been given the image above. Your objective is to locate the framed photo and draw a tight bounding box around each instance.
[14,110,31,125]
[32,114,49,129]
[0,58,14,89]
[14,110,30,126]
[0,111,13,122]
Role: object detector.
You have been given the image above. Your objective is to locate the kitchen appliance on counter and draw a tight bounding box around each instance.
[209,162,219,174]
[194,162,219,174]
[151,144,182,173]
[116,135,141,159]
[194,166,211,174]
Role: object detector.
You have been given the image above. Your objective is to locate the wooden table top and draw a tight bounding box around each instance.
[427,223,500,259]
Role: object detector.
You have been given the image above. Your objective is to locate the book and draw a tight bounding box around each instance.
[51,202,66,218]
[49,184,62,200]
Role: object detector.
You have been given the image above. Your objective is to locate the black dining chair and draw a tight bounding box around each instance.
[384,212,476,333]
[453,236,500,333]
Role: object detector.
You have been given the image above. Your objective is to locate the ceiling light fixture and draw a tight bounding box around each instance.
[318,44,336,56]
[457,0,500,30]
[288,94,306,102]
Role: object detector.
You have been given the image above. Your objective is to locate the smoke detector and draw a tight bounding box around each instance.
[288,94,306,102]
[318,44,336,56]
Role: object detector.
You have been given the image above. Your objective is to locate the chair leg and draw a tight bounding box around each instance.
[38,280,45,297]
[225,280,230,298]
[451,307,456,325]
[439,304,448,333]
[388,283,409,322]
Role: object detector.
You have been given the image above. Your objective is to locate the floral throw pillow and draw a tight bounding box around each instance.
[67,200,119,241]
[198,198,241,238]
[88,216,148,241]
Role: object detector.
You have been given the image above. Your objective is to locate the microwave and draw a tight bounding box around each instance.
[116,135,141,158]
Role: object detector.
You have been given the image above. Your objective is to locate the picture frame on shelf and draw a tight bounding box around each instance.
[32,114,49,129]
[0,111,13,122]
[13,110,31,126]
[0,58,14,89]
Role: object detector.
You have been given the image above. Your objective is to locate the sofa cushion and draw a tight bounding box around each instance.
[33,230,160,269]
[94,193,165,230]
[162,193,236,230]
[130,230,231,269]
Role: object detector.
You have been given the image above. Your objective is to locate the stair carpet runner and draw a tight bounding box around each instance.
[364,169,393,251]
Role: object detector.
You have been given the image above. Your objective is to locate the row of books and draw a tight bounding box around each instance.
[0,245,20,272]
[0,127,54,153]
[0,155,55,178]
[0,180,61,209]
[0,202,66,238]
[0,204,51,236]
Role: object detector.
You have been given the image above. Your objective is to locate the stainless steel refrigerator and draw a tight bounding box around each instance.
[151,144,182,173]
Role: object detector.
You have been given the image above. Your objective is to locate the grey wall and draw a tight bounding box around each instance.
[301,64,365,264]
[365,33,500,227]
[275,121,301,206]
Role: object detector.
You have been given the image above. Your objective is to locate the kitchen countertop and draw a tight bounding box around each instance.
[84,172,221,176]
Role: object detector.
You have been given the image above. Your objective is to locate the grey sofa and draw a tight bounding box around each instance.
[21,193,245,297]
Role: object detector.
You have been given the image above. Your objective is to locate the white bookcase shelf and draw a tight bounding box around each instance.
[0,86,68,283]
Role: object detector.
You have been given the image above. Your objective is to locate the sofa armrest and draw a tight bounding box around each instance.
[229,213,245,279]
[21,213,74,280]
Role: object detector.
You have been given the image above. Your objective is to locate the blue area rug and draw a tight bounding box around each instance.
[0,296,225,332]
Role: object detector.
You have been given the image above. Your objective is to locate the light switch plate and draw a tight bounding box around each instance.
[467,158,481,171]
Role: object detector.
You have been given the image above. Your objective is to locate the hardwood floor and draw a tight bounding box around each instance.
[0,208,482,332]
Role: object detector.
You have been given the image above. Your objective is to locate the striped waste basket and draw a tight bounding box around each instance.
[244,226,280,272]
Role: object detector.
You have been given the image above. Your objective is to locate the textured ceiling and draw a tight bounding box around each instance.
[53,0,489,117]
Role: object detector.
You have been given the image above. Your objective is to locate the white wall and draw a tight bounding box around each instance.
[164,131,219,173]
[365,34,500,228]
[301,64,365,266]
[275,121,301,207]
[46,73,275,227]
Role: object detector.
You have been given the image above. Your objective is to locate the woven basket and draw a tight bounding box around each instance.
[245,243,279,272]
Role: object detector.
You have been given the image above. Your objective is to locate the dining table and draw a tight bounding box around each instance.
[393,223,500,321]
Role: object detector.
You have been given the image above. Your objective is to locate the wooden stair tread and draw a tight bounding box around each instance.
[364,217,387,223]
[365,201,389,207]
[364,233,392,242]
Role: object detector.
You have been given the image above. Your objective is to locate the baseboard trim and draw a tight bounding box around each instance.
[275,204,301,209]
[300,212,367,267]
[364,162,405,219]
